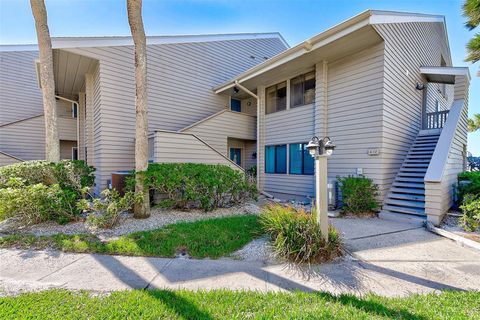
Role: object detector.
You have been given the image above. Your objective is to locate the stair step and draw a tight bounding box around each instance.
[388,193,425,201]
[400,167,427,173]
[385,199,425,208]
[404,159,431,163]
[390,187,424,195]
[398,172,425,178]
[383,205,426,216]
[409,150,434,154]
[393,182,424,189]
[402,163,429,168]
[407,154,434,159]
[395,177,424,183]
[413,140,438,144]
[411,146,436,151]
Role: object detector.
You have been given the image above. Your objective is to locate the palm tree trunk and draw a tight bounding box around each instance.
[30,0,60,162]
[127,0,150,218]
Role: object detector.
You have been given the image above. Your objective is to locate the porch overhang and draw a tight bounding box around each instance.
[420,66,471,84]
[213,10,447,96]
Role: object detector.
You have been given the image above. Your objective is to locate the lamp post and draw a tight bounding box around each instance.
[307,136,335,241]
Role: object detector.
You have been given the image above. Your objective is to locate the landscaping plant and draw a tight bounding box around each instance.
[458,171,480,203]
[0,160,95,224]
[142,163,257,211]
[338,176,379,215]
[260,204,342,264]
[79,189,143,229]
[459,194,480,232]
[0,182,78,224]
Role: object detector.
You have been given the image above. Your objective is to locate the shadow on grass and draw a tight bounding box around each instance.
[146,290,213,320]
[315,291,427,320]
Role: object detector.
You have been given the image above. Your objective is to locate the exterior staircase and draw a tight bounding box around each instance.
[383,130,441,217]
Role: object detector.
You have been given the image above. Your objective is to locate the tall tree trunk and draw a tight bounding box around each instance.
[30,0,60,162]
[127,0,150,218]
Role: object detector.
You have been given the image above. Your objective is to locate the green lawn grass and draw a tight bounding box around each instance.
[0,215,260,259]
[0,289,478,319]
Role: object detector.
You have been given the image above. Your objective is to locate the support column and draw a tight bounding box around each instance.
[314,61,328,137]
[257,85,266,192]
[84,74,94,167]
[78,92,86,161]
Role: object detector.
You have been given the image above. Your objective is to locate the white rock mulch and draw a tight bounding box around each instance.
[229,236,276,263]
[0,202,262,241]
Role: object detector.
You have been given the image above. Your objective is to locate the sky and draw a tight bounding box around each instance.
[0,0,478,154]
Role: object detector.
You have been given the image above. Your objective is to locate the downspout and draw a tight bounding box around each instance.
[55,95,80,157]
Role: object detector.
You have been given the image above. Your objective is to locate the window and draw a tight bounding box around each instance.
[72,103,78,118]
[231,99,241,112]
[265,145,287,174]
[230,148,242,166]
[289,143,314,175]
[291,71,315,108]
[266,82,287,114]
[71,147,78,160]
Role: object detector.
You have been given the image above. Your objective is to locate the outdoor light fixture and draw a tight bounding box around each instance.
[415,82,426,90]
[307,136,335,158]
[233,87,239,94]
[308,135,336,242]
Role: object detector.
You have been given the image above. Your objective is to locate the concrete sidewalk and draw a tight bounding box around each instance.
[1,216,479,297]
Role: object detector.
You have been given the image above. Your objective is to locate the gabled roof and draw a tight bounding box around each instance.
[213,10,448,94]
[0,32,289,52]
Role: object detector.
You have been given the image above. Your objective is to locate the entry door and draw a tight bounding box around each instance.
[230,148,242,166]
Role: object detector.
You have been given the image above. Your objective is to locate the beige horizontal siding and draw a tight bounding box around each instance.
[261,43,385,198]
[0,152,23,167]
[68,37,285,191]
[374,22,453,200]
[0,115,45,160]
[60,140,77,160]
[0,51,43,125]
[153,131,241,170]
[181,110,256,156]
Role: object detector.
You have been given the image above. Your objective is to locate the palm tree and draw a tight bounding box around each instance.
[463,0,480,62]
[30,0,60,162]
[127,0,150,218]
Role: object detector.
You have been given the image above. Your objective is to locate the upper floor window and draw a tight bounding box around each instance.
[291,71,315,108]
[266,82,287,114]
[72,103,78,118]
[231,98,241,112]
[265,144,287,174]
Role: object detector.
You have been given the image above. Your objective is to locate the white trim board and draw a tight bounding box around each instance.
[0,32,289,52]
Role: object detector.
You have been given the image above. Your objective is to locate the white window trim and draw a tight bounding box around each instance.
[71,147,78,160]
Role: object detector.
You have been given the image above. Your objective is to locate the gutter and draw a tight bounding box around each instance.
[213,10,373,94]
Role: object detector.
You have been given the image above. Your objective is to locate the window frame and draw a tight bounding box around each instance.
[230,98,242,112]
[288,142,314,175]
[265,144,287,174]
[265,82,287,114]
[290,71,315,109]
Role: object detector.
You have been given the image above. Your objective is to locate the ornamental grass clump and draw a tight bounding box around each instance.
[338,176,379,216]
[260,204,342,264]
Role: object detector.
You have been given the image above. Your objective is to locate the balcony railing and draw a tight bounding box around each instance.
[425,110,449,129]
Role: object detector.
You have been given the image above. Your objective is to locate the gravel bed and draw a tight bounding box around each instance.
[229,236,277,263]
[0,202,262,241]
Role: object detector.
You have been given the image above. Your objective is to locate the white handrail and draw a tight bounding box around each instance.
[424,99,465,183]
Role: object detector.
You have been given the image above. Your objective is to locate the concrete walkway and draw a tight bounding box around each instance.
[1,216,479,297]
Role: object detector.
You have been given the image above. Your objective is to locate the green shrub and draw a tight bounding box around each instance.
[457,171,480,203]
[459,194,480,232]
[142,163,257,211]
[0,183,78,224]
[338,176,379,215]
[0,160,95,196]
[81,189,143,229]
[260,204,342,264]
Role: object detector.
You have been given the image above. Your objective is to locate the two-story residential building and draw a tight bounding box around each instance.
[0,10,470,225]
